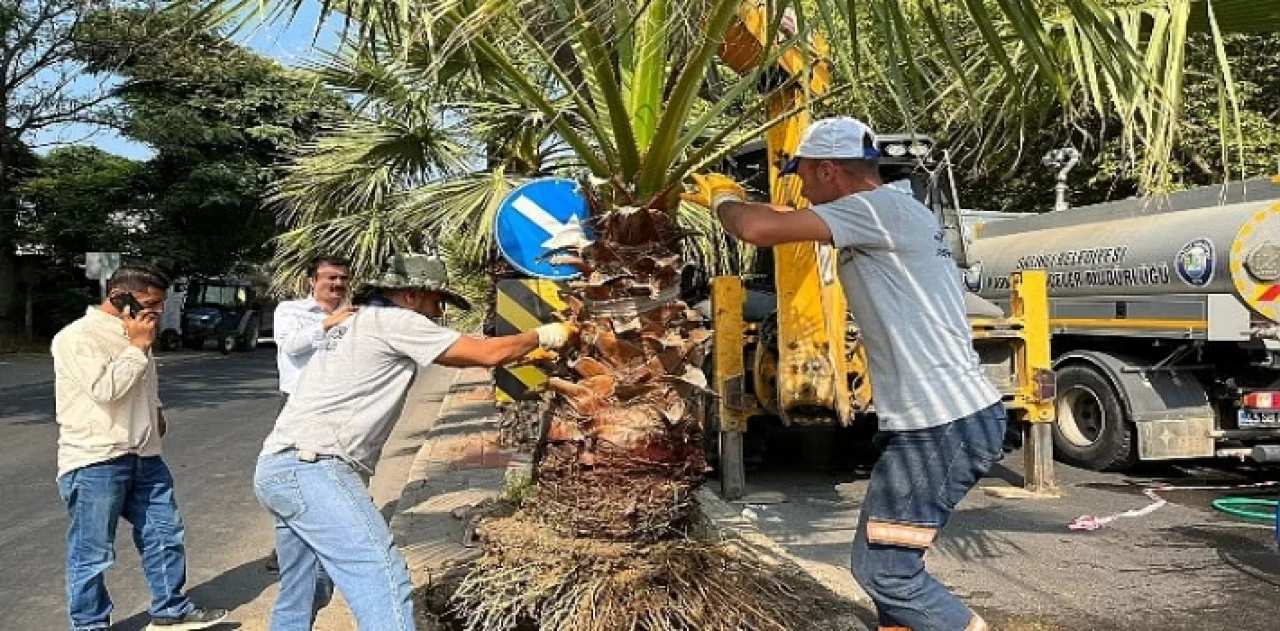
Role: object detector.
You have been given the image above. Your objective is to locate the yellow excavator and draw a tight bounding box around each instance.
[491,1,1056,499]
[701,2,1056,499]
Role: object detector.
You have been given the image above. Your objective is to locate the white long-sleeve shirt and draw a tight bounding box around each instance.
[52,307,163,478]
[273,296,331,394]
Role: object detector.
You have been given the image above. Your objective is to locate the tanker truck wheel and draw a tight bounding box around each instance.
[1053,364,1137,471]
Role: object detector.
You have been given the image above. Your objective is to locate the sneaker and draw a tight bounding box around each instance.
[147,607,229,630]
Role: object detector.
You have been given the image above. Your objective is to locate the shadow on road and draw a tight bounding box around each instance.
[0,350,279,426]
[1166,522,1280,588]
[0,384,54,425]
[157,352,279,413]
[111,555,278,631]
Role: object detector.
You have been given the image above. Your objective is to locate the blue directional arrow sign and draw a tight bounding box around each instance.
[494,178,591,279]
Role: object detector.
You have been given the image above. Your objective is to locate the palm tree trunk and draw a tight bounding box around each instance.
[526,194,710,540]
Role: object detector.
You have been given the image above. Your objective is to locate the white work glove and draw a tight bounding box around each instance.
[534,323,576,350]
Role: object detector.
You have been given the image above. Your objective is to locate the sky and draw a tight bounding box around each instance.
[27,2,341,160]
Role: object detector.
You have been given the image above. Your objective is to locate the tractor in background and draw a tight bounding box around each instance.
[176,276,274,354]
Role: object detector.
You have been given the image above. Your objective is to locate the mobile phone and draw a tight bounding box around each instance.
[110,293,145,318]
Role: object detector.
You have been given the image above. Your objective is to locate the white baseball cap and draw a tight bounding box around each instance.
[780,116,879,175]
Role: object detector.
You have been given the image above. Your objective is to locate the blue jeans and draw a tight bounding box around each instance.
[851,403,1006,631]
[57,455,194,631]
[254,451,413,631]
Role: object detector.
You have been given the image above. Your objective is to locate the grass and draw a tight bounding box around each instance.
[501,468,537,506]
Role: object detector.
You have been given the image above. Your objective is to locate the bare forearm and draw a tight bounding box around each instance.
[489,331,541,366]
[716,200,796,246]
[436,331,541,368]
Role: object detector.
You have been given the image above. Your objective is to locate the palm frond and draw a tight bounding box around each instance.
[271,207,419,295]
[393,169,521,267]
[272,115,472,227]
[199,0,1280,299]
[677,202,755,278]
[826,1,1280,191]
[272,169,524,291]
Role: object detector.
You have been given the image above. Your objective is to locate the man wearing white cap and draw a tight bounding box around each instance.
[684,117,1002,631]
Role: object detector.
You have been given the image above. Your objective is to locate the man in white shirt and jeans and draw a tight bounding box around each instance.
[274,256,354,403]
[255,253,575,630]
[265,256,353,573]
[686,117,1003,631]
[52,265,227,631]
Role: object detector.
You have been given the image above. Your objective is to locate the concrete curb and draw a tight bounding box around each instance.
[389,368,526,594]
[696,489,872,631]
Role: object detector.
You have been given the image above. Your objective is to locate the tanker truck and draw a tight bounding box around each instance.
[967,176,1280,470]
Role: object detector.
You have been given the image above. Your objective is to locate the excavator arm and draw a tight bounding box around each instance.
[707,1,1056,499]
[709,2,857,499]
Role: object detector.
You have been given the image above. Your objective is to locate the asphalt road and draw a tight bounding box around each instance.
[0,347,451,631]
[0,349,284,630]
[728,424,1280,630]
[7,346,1279,630]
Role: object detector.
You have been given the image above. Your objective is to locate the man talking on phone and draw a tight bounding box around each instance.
[51,265,227,631]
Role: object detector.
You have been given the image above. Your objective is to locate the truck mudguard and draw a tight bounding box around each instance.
[1055,350,1215,459]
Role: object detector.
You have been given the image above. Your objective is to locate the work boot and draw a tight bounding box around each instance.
[146,607,229,630]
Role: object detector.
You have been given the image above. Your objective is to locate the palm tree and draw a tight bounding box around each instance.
[267,0,806,532]
[254,1,1280,305]
[246,2,816,625]
[200,0,1280,628]
[266,45,554,329]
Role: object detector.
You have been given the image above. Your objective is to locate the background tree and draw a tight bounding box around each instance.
[15,145,144,264]
[1,0,125,333]
[3,7,351,340]
[12,145,144,337]
[72,6,349,275]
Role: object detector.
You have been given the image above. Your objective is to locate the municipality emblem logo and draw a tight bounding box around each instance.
[1175,238,1215,287]
[964,261,983,293]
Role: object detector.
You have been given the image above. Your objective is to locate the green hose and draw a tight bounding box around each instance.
[1211,497,1279,521]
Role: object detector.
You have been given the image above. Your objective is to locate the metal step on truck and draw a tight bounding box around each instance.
[967,175,1280,470]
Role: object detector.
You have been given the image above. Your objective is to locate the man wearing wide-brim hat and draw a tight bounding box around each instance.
[253,253,573,630]
[360,251,474,312]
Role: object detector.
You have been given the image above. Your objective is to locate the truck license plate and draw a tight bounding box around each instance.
[1238,410,1280,427]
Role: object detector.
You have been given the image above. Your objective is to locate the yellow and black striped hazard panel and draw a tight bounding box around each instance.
[494,279,567,403]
